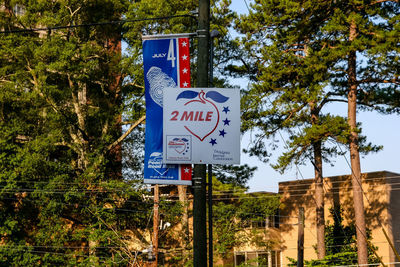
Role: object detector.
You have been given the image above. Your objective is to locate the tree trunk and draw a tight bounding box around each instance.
[313,140,325,259]
[310,103,326,259]
[297,207,305,267]
[178,185,189,243]
[106,36,123,180]
[348,19,368,266]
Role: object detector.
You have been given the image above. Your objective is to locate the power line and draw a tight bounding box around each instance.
[0,179,146,185]
[2,189,400,204]
[0,187,145,193]
[0,14,197,34]
[242,0,251,13]
[3,185,400,200]
[0,245,126,249]
[2,173,399,194]
[1,197,151,214]
[0,247,110,263]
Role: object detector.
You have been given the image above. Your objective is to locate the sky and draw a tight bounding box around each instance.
[229,1,400,192]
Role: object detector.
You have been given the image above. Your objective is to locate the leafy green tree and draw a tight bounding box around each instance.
[0,1,155,265]
[0,0,243,265]
[323,2,400,263]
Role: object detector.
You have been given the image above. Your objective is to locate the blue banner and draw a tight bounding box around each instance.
[142,35,192,185]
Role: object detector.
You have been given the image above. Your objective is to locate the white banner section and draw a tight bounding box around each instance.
[163,87,240,164]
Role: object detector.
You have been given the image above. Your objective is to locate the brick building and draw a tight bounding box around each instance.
[278,171,400,266]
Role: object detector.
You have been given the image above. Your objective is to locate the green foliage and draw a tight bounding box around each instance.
[121,0,239,181]
[212,178,280,260]
[236,0,349,171]
[235,3,399,263]
[288,207,381,266]
[235,0,396,172]
[213,164,257,187]
[0,1,156,265]
[123,0,240,89]
[1,0,241,265]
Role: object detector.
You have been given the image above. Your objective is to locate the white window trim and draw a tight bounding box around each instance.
[234,250,281,267]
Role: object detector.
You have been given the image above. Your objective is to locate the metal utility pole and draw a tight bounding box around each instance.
[297,207,304,267]
[207,164,213,267]
[193,0,210,266]
[193,172,207,266]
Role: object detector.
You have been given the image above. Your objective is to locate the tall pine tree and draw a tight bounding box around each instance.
[0,1,155,265]
[236,1,349,258]
[234,0,398,261]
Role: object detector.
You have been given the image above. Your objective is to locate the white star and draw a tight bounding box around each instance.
[184,168,190,173]
[181,41,187,47]
[182,68,188,74]
[182,54,188,60]
[182,81,189,87]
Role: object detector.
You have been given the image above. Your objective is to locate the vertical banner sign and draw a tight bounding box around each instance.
[142,34,192,185]
[163,87,240,164]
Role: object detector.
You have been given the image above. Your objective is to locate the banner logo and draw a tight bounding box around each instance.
[166,136,192,162]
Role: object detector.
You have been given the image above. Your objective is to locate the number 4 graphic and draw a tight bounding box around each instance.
[167,39,176,68]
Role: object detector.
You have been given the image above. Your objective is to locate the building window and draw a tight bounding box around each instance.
[234,251,281,267]
[13,4,25,16]
[235,252,246,265]
[274,210,280,228]
[251,218,266,229]
[245,214,280,229]
[266,213,280,229]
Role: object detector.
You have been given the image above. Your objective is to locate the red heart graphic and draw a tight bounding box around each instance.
[183,91,220,141]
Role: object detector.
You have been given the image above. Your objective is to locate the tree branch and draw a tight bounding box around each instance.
[322,98,349,104]
[369,0,396,6]
[318,92,345,111]
[15,134,31,143]
[107,115,146,151]
[124,82,144,89]
[358,78,400,84]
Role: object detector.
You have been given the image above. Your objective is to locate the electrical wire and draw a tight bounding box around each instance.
[2,174,399,195]
[0,245,126,249]
[242,0,251,13]
[0,247,110,264]
[1,197,151,214]
[0,15,197,34]
[4,185,400,201]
